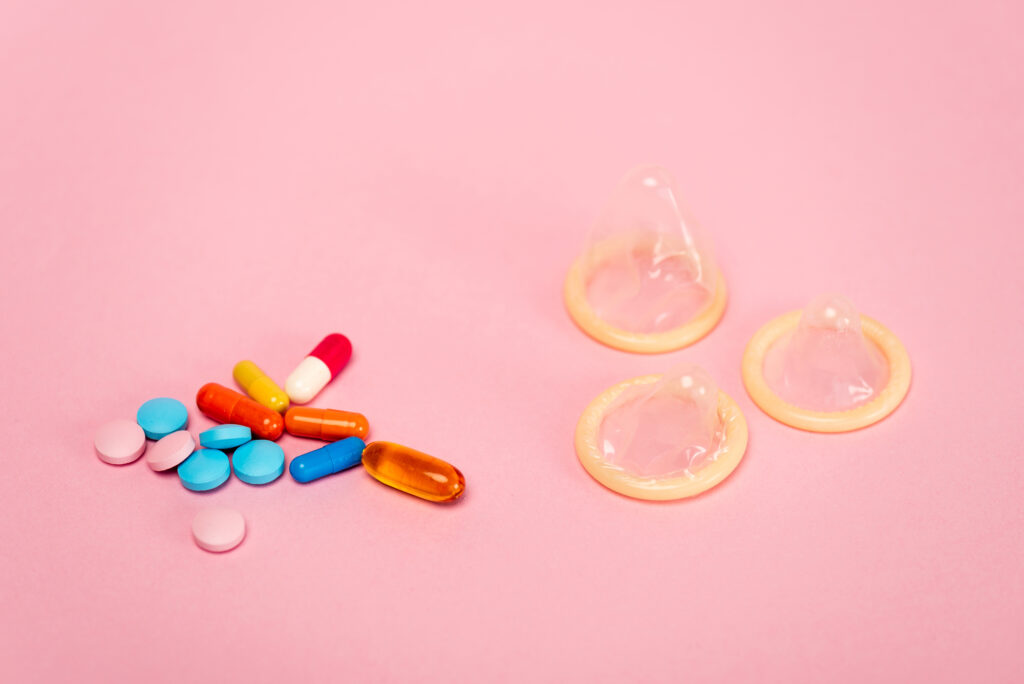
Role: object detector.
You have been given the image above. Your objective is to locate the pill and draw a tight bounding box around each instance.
[196,383,284,440]
[94,418,147,465]
[136,398,189,440]
[178,448,231,491]
[361,442,465,502]
[191,508,246,552]
[233,360,289,413]
[146,430,195,471]
[233,440,285,485]
[199,424,252,450]
[284,406,369,441]
[290,437,365,483]
[285,333,352,404]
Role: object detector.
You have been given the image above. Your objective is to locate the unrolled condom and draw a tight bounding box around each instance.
[564,165,726,353]
[575,365,748,500]
[742,294,911,432]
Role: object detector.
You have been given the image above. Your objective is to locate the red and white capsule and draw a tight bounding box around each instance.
[285,333,352,404]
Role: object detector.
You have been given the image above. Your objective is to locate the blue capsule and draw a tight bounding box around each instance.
[290,437,365,483]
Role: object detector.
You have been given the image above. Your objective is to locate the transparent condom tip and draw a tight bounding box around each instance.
[599,365,724,479]
[763,294,890,412]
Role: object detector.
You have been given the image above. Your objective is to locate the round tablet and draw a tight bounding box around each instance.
[178,448,231,491]
[94,418,147,465]
[199,424,252,450]
[191,508,246,552]
[230,440,282,483]
[136,398,189,440]
[146,430,196,471]
[233,440,285,485]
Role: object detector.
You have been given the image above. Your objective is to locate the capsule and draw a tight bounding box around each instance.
[285,406,369,441]
[233,360,289,412]
[290,437,365,483]
[285,333,352,404]
[196,383,284,441]
[361,441,465,502]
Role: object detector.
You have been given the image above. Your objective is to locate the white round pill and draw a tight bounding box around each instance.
[191,508,246,553]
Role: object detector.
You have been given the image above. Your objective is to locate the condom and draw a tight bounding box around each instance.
[575,365,747,500]
[564,165,727,353]
[742,294,911,432]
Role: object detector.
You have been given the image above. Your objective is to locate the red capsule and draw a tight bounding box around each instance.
[196,383,284,441]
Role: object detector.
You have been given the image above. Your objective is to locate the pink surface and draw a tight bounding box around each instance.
[1,1,1022,681]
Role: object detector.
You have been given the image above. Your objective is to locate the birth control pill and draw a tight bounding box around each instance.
[199,424,252,450]
[178,448,231,491]
[146,430,195,471]
[94,419,147,465]
[136,398,189,440]
[191,508,246,552]
[232,440,285,485]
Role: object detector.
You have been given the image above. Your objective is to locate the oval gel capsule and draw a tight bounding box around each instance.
[284,407,369,441]
[362,442,465,502]
[196,383,284,441]
[285,333,352,404]
[290,437,366,483]
[233,360,289,412]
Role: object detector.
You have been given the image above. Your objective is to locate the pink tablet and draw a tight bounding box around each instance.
[146,430,196,471]
[94,419,147,465]
[191,508,246,553]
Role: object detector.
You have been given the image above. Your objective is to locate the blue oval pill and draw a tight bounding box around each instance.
[199,424,252,450]
[136,397,189,440]
[178,448,231,491]
[290,437,365,483]
[233,440,285,485]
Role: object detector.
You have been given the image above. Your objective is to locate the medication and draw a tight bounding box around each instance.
[290,437,365,483]
[192,508,246,552]
[233,440,285,485]
[199,424,252,450]
[94,419,147,465]
[178,448,231,491]
[361,442,465,503]
[196,383,284,441]
[285,333,352,404]
[284,406,369,441]
[136,397,189,440]
[233,361,289,413]
[146,430,195,471]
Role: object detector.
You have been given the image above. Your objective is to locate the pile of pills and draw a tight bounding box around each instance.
[93,333,467,553]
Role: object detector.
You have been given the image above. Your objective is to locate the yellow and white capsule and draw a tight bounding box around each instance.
[233,361,290,413]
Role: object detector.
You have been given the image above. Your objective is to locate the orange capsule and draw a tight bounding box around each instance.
[285,407,369,441]
[196,382,284,441]
[361,441,465,502]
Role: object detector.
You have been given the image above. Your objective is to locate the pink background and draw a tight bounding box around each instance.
[2,1,1022,681]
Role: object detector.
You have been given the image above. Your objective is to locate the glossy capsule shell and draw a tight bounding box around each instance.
[233,360,289,412]
[290,437,365,483]
[361,442,465,503]
[285,333,352,404]
[196,383,284,441]
[285,407,369,441]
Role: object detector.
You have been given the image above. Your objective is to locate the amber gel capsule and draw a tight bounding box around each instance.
[362,442,465,503]
[285,407,369,441]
